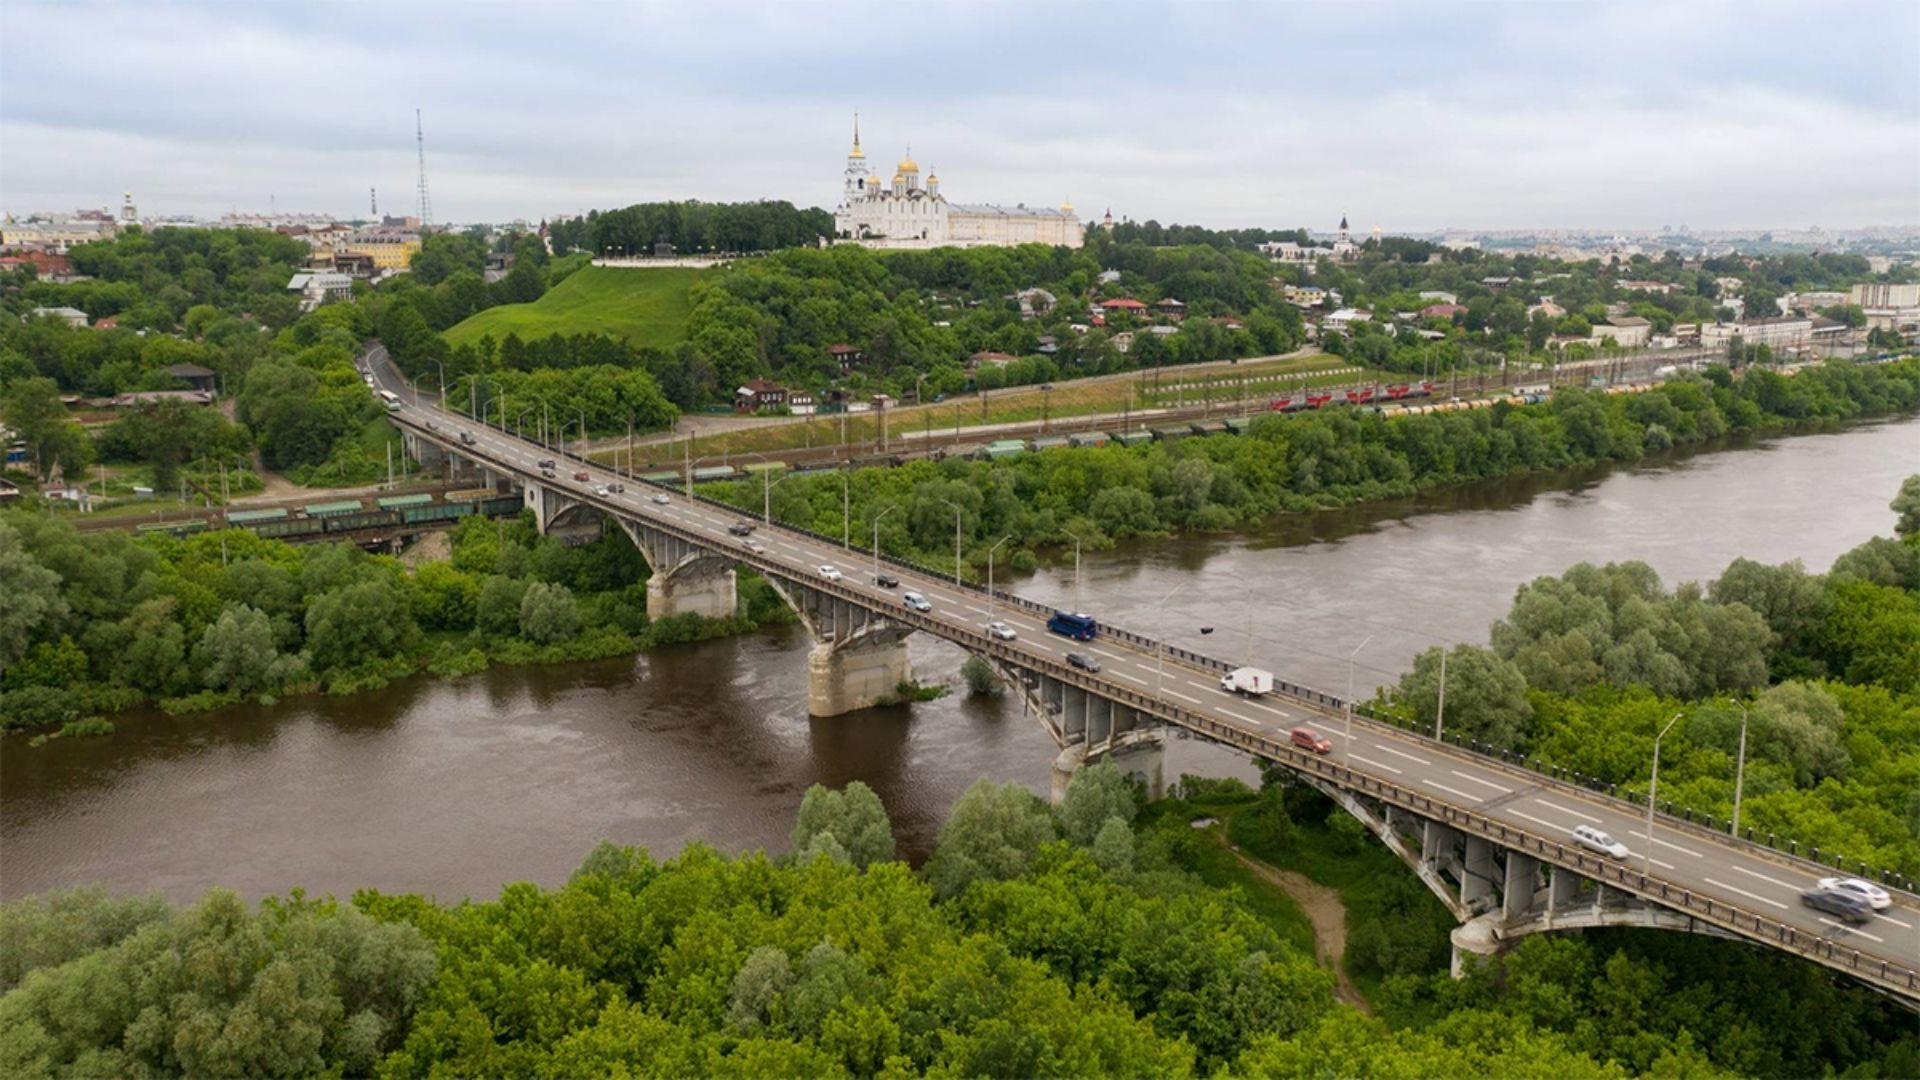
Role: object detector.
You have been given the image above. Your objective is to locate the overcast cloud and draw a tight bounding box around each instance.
[4,0,1917,231]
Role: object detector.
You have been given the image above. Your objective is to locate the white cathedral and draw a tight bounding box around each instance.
[831,119,1084,250]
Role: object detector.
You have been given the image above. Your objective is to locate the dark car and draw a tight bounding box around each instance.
[537,459,555,469]
[1801,886,1873,925]
[875,573,899,588]
[728,522,755,537]
[459,431,476,446]
[1066,652,1101,673]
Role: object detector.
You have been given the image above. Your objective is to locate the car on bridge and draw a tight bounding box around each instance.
[1289,727,1332,754]
[1817,876,1892,910]
[728,522,755,536]
[1066,652,1101,673]
[1801,885,1874,925]
[901,591,932,612]
[651,493,670,505]
[574,470,590,481]
[817,565,843,581]
[874,573,899,589]
[1571,824,1630,859]
[986,621,1017,641]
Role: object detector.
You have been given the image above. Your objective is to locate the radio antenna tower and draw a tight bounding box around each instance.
[370,186,378,217]
[415,108,433,228]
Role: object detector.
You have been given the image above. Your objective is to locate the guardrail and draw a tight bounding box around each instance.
[383,354,1919,906]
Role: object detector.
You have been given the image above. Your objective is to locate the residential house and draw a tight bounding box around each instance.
[734,379,789,413]
[788,390,817,416]
[111,390,215,408]
[1615,280,1676,295]
[1322,308,1372,333]
[1528,299,1565,320]
[26,306,88,328]
[826,343,863,371]
[1480,276,1514,291]
[0,250,74,277]
[1096,269,1122,286]
[1014,288,1057,318]
[1702,317,1814,350]
[163,363,218,393]
[1152,298,1187,321]
[1417,290,1457,304]
[287,271,354,312]
[1590,316,1652,348]
[1284,285,1328,309]
[1098,298,1148,317]
[1257,241,1316,265]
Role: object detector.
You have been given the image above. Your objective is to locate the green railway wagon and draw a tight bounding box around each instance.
[1029,435,1071,451]
[741,460,787,476]
[400,502,476,525]
[639,471,680,484]
[480,496,526,517]
[1150,426,1190,442]
[1068,431,1110,448]
[225,507,290,525]
[136,519,208,536]
[692,465,739,482]
[303,500,365,518]
[250,516,327,539]
[1114,431,1153,446]
[1189,419,1229,436]
[1222,417,1248,434]
[446,488,493,503]
[325,510,399,532]
[376,493,436,510]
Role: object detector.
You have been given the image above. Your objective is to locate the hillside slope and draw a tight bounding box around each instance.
[442,265,704,350]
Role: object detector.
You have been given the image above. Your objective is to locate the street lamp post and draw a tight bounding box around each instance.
[839,470,851,550]
[1646,711,1683,875]
[871,505,899,584]
[1731,702,1749,836]
[1433,648,1449,741]
[1344,633,1375,745]
[1149,582,1185,700]
[937,498,965,586]
[1063,529,1085,614]
[985,535,1012,624]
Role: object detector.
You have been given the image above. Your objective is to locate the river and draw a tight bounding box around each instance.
[4,418,1915,903]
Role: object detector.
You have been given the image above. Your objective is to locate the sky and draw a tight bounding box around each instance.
[4,0,1917,232]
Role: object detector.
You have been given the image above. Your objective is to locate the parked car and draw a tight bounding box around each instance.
[1816,876,1892,910]
[986,621,1017,641]
[1065,652,1100,673]
[1571,824,1630,859]
[874,573,899,588]
[651,493,670,505]
[901,591,932,612]
[1802,885,1873,925]
[1289,726,1333,754]
[817,565,843,581]
[728,522,755,537]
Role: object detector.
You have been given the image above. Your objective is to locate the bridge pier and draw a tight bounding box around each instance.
[1450,913,1510,977]
[1049,734,1165,804]
[647,566,738,622]
[808,637,910,716]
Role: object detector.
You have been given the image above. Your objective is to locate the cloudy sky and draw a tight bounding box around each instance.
[4,1,1916,231]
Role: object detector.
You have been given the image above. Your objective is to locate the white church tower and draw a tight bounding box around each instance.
[843,115,869,200]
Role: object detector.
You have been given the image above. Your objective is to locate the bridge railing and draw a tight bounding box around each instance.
[431,370,1918,900]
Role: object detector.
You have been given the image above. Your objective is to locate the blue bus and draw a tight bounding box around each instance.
[1048,610,1098,641]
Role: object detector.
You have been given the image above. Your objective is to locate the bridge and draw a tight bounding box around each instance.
[365,346,1920,1006]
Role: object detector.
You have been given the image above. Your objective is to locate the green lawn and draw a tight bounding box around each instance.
[443,266,705,350]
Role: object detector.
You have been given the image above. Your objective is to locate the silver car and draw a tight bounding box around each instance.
[986,621,1017,641]
[1817,876,1892,910]
[1571,824,1629,859]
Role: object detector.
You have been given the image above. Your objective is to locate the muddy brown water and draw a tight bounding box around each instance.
[4,418,1914,903]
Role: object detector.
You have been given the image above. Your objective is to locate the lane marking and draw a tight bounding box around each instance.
[1304,722,1353,740]
[1533,798,1602,824]
[1876,911,1914,930]
[1702,877,1789,910]
[1374,745,1432,766]
[1449,770,1513,794]
[1163,689,1202,705]
[1815,918,1884,944]
[1349,753,1403,776]
[1113,671,1148,685]
[1216,707,1261,726]
[1508,807,1572,831]
[1729,866,1799,891]
[1625,830,1705,859]
[1430,780,1486,803]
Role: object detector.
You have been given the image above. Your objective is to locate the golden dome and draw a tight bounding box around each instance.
[866,175,879,187]
[850,145,865,159]
[897,155,919,173]
[1061,197,1074,213]
[892,173,905,186]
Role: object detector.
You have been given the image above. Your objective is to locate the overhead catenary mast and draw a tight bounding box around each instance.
[415,108,432,228]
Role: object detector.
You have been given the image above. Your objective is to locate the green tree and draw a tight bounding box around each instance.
[1057,758,1138,846]
[1091,815,1136,876]
[1395,644,1535,748]
[1891,473,1920,538]
[518,580,582,644]
[303,579,417,672]
[476,575,530,638]
[726,945,792,1033]
[195,603,304,696]
[0,521,66,679]
[789,781,896,869]
[1,377,79,480]
[925,779,1057,899]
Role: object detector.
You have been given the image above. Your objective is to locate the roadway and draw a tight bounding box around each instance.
[365,345,1919,999]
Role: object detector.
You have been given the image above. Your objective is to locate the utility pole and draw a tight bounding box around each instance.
[1433,648,1448,741]
[871,505,898,584]
[1344,634,1374,745]
[1732,703,1749,836]
[1646,712,1683,875]
[939,499,964,586]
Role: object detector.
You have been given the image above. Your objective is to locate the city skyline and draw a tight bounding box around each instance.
[3,1,1918,231]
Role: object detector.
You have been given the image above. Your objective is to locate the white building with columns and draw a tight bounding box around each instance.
[831,120,1083,250]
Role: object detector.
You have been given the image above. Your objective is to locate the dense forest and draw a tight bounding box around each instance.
[1388,475,1920,876]
[0,507,787,735]
[545,199,837,257]
[6,762,1915,1077]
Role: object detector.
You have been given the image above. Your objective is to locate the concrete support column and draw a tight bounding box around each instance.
[1462,835,1496,913]
[807,637,909,717]
[646,567,738,622]
[1503,852,1540,922]
[1449,913,1509,978]
[1548,863,1581,914]
[1061,684,1088,744]
[1050,732,1167,804]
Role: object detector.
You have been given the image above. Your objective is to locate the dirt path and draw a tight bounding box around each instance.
[1217,833,1373,1015]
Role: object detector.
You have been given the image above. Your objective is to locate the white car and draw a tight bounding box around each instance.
[1818,876,1892,910]
[594,484,611,496]
[986,621,1017,641]
[817,565,843,581]
[901,591,932,612]
[650,493,670,505]
[1571,824,1629,859]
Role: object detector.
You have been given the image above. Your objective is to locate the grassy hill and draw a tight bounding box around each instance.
[442,265,704,350]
